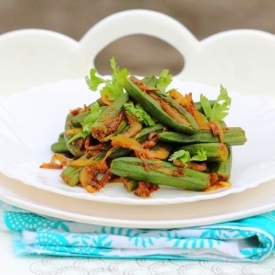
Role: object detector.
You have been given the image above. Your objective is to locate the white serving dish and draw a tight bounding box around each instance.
[1,10,275,227]
[1,79,275,205]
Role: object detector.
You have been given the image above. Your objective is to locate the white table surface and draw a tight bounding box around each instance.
[1,229,275,275]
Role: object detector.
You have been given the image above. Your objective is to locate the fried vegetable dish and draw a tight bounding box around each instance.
[41,58,247,198]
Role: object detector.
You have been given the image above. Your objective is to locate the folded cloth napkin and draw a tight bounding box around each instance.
[1,201,275,262]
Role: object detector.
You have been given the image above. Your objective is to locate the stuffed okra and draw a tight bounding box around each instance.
[41,57,247,198]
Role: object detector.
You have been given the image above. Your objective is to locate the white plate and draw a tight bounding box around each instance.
[1,79,275,205]
[2,170,275,228]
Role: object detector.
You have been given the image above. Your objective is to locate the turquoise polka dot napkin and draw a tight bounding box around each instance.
[1,201,275,261]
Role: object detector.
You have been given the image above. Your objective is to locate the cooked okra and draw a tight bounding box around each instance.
[42,58,247,198]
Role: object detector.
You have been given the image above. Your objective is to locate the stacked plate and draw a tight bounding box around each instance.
[1,78,275,229]
[1,10,275,229]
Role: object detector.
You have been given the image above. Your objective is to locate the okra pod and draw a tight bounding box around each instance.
[61,150,108,186]
[134,123,165,143]
[158,127,247,146]
[110,157,210,191]
[153,89,200,130]
[91,92,130,142]
[124,77,198,134]
[58,132,65,142]
[107,147,132,159]
[69,111,89,127]
[209,146,232,180]
[121,178,139,192]
[63,113,85,157]
[60,165,82,186]
[51,141,70,154]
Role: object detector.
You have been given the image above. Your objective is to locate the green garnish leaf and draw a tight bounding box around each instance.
[190,149,207,161]
[85,57,129,101]
[68,102,103,143]
[200,85,231,122]
[142,74,158,87]
[169,149,207,163]
[156,69,173,93]
[124,102,155,126]
[82,102,102,128]
[200,94,212,120]
[85,68,106,91]
[169,150,191,163]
